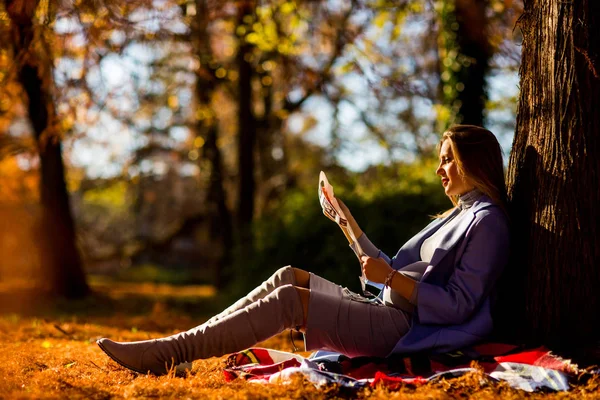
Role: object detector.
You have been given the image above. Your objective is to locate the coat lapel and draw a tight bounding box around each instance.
[428,210,475,267]
[422,197,495,279]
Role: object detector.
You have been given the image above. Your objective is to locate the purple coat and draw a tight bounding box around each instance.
[359,195,510,355]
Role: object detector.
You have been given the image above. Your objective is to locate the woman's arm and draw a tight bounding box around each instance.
[361,256,417,300]
[339,200,393,262]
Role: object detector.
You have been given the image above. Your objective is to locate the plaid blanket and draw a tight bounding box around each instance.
[223,343,582,392]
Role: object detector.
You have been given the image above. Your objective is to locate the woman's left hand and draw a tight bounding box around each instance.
[360,256,393,284]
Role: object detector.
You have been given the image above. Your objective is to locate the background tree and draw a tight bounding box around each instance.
[437,0,492,127]
[1,0,161,296]
[4,0,88,298]
[503,0,600,352]
[190,0,233,288]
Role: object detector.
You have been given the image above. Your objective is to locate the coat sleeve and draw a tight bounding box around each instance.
[355,233,392,264]
[415,211,509,325]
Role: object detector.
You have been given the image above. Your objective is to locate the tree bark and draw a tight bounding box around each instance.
[503,0,600,350]
[8,0,89,298]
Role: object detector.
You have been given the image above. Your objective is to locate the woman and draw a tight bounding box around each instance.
[97,125,510,375]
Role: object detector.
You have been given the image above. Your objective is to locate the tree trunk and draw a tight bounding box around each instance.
[8,1,89,298]
[454,0,490,126]
[236,4,257,229]
[504,0,600,351]
[202,123,234,289]
[193,0,234,288]
[439,0,491,127]
[256,72,289,215]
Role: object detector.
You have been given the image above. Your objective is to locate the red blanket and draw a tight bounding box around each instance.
[224,343,581,392]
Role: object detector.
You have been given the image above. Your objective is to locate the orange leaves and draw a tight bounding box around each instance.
[0,155,39,204]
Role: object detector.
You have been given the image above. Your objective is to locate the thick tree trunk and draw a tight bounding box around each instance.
[12,37,89,298]
[504,0,600,350]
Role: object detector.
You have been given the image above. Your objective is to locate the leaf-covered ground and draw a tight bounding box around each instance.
[1,279,599,399]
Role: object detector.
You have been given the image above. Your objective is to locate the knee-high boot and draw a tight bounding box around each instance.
[97,284,304,376]
[204,265,296,325]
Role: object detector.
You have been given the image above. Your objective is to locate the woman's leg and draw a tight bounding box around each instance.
[304,284,410,358]
[204,266,309,325]
[97,285,309,375]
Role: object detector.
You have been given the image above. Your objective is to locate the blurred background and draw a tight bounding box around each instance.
[0,0,521,308]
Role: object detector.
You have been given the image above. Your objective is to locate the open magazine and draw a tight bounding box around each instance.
[318,171,384,297]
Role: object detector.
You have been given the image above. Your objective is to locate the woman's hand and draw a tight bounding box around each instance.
[361,256,393,284]
[337,199,363,237]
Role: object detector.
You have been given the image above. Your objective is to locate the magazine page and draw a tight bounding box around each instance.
[318,171,361,250]
[318,171,384,296]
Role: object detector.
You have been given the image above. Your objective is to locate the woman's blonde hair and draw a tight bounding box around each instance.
[437,125,508,218]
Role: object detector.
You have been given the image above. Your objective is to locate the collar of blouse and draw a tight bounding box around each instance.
[457,189,483,210]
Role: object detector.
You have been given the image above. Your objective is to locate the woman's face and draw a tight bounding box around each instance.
[436,139,473,196]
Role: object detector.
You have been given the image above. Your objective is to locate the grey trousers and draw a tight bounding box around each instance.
[305,273,411,358]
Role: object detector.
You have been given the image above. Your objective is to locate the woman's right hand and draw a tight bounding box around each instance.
[337,199,363,238]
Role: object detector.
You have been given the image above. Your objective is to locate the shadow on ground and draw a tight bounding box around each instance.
[0,277,227,332]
